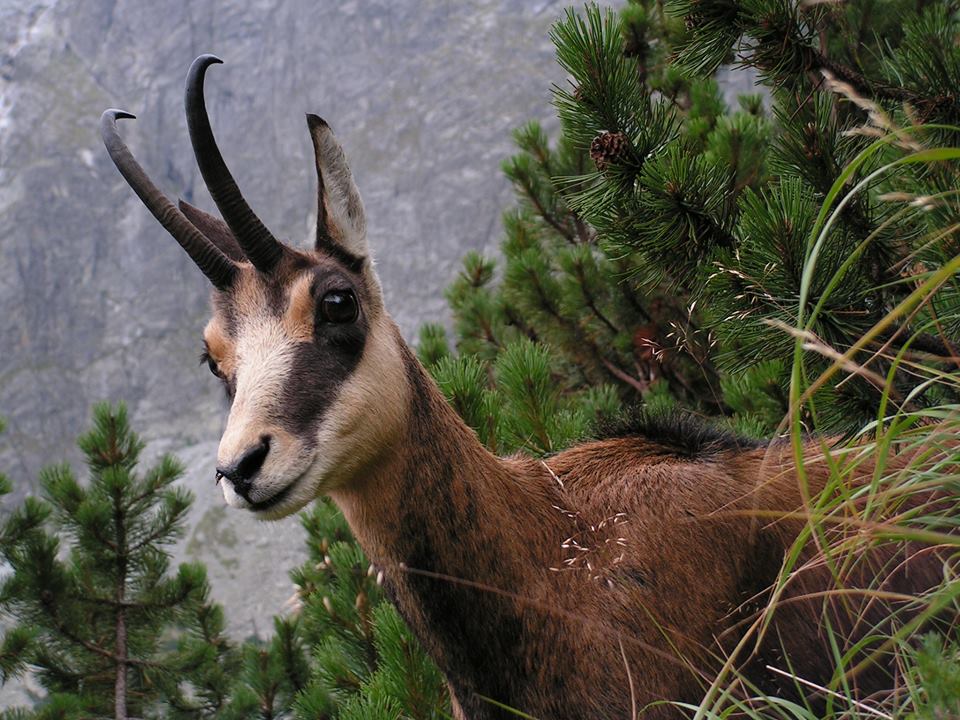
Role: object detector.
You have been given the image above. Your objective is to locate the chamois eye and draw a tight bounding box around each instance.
[200,351,223,379]
[319,290,358,324]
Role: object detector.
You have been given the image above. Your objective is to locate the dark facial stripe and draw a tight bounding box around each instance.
[274,305,367,436]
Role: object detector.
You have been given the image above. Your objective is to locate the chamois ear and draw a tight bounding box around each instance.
[178,199,246,262]
[306,114,368,262]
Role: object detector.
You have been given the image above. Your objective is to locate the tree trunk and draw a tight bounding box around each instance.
[115,605,127,720]
[114,493,128,720]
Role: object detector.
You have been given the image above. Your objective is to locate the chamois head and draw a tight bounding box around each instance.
[102,55,409,519]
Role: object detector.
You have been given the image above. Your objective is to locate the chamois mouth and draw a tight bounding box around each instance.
[246,456,319,517]
[247,478,298,513]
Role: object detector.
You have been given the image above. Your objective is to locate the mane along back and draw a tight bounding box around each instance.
[592,407,766,460]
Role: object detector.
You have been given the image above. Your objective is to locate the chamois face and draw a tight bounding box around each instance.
[202,251,407,520]
[101,56,409,520]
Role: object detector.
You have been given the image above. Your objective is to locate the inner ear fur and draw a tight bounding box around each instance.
[179,199,247,262]
[307,114,368,263]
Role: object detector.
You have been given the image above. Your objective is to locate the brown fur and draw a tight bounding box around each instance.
[202,317,236,378]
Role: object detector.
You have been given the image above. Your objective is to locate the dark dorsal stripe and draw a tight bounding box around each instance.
[594,406,766,458]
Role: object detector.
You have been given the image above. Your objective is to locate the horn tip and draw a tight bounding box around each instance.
[194,53,224,68]
[103,108,136,122]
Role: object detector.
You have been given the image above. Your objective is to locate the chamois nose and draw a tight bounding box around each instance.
[216,435,271,500]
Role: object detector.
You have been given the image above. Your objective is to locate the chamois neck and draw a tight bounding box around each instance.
[331,340,562,576]
[330,340,574,715]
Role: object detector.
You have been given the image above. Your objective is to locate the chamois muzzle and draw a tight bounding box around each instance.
[185,54,286,274]
[216,435,272,502]
[99,109,238,290]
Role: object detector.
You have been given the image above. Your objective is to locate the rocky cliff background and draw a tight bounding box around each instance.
[0,0,567,677]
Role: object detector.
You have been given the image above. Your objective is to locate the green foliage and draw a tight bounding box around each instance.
[405,2,960,717]
[416,323,452,369]
[504,1,960,433]
[291,500,449,719]
[158,600,248,719]
[425,117,727,417]
[0,403,207,716]
[493,339,590,455]
[911,634,960,719]
[0,404,306,718]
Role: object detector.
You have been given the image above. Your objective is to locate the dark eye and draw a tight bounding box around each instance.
[319,290,359,324]
[200,351,223,379]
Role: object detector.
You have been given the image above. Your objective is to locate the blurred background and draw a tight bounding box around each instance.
[0,0,568,653]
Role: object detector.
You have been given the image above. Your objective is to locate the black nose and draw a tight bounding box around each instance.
[216,435,271,501]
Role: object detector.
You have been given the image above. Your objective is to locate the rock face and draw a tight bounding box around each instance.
[0,0,567,662]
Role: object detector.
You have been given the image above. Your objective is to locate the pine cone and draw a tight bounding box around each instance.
[685,13,706,31]
[590,131,629,171]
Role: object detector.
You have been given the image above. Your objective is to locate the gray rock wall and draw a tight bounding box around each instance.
[0,0,567,675]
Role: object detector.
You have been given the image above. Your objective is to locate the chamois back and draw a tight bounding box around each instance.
[533,414,953,714]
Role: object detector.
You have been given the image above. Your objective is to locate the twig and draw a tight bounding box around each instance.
[764,665,893,719]
[619,636,638,720]
[601,357,649,393]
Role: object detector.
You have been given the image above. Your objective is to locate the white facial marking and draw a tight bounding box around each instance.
[217,314,312,510]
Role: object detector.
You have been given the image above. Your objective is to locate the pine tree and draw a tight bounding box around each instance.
[0,417,49,690]
[0,404,252,719]
[561,1,960,431]
[426,121,726,419]
[420,1,960,436]
[418,13,764,430]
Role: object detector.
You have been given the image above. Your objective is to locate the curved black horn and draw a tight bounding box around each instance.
[100,109,238,290]
[185,55,284,273]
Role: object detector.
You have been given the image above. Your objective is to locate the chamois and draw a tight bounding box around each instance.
[101,55,950,719]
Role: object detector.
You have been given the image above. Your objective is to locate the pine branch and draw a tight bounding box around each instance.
[520,179,578,243]
[568,257,620,335]
[44,615,163,671]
